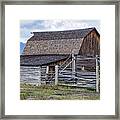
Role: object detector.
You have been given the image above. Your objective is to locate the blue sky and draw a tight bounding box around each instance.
[20,20,100,43]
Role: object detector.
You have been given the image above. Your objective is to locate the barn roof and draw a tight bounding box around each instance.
[23,38,83,55]
[22,27,99,55]
[30,27,96,41]
[20,54,69,66]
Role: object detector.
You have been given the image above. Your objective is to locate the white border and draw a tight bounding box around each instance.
[5,5,115,115]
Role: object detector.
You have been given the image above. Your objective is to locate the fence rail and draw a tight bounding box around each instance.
[20,55,100,92]
[57,55,100,91]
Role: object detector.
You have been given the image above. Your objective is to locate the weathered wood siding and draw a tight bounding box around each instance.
[20,66,46,84]
[76,55,96,71]
[79,30,100,56]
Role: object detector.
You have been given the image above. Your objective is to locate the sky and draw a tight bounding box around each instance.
[20,20,100,43]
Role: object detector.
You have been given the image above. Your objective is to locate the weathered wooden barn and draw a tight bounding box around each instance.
[20,27,100,87]
[23,27,100,56]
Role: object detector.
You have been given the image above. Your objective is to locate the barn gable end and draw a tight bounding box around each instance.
[79,29,100,56]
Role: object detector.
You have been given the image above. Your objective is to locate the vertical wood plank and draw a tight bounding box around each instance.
[72,51,76,78]
[46,66,49,74]
[96,55,99,92]
[45,66,49,84]
[39,66,41,86]
[55,65,58,85]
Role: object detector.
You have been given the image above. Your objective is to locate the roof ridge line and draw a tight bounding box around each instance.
[32,27,95,33]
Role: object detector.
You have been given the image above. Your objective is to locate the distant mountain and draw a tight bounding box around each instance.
[20,42,25,54]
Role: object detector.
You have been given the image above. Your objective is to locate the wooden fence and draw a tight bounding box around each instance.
[20,55,100,92]
[57,55,100,92]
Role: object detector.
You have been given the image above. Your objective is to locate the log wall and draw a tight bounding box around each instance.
[20,66,46,84]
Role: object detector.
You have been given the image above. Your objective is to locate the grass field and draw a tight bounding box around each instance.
[20,83,100,100]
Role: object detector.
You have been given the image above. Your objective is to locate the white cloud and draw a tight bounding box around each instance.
[37,20,91,31]
[20,20,100,43]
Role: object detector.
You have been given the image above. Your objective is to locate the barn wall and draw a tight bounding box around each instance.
[79,30,100,56]
[20,58,72,84]
[76,55,96,71]
[23,39,83,55]
[20,66,46,84]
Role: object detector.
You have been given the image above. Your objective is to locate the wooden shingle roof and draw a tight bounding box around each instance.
[20,54,69,66]
[30,27,95,41]
[22,27,99,55]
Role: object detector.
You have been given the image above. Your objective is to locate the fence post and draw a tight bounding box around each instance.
[96,55,99,92]
[44,66,49,84]
[46,66,49,74]
[55,65,58,85]
[38,66,41,86]
[72,51,76,78]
